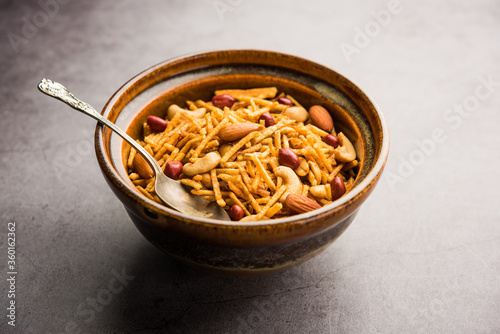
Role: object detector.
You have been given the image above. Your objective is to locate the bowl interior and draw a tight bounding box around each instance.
[98,50,387,224]
[124,73,368,178]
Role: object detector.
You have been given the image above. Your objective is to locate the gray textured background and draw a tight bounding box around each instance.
[1,0,499,333]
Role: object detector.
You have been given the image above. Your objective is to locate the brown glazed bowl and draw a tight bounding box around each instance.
[95,50,389,275]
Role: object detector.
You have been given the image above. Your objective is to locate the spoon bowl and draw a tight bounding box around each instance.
[38,78,230,221]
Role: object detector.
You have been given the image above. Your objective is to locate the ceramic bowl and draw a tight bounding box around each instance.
[95,50,389,275]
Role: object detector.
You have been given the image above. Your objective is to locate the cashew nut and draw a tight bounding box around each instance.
[182,151,221,176]
[273,166,302,202]
[309,185,328,199]
[167,104,206,120]
[218,143,233,157]
[334,132,356,162]
[282,106,308,122]
[295,157,309,177]
[200,173,212,188]
[240,215,258,222]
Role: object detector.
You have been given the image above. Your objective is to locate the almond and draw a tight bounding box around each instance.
[309,105,333,132]
[218,123,260,142]
[285,193,322,214]
[133,154,154,179]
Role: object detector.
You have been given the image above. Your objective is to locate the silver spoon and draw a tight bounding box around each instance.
[38,78,230,221]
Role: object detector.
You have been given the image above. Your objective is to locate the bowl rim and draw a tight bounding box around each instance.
[95,49,389,227]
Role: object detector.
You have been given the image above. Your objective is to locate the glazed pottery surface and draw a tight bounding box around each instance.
[95,50,389,274]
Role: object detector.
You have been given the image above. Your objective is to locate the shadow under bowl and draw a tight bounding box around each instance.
[95,50,389,275]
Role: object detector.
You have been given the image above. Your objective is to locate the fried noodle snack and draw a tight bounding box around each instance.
[127,87,360,221]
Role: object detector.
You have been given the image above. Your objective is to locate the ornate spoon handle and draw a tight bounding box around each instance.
[38,78,162,174]
[38,78,101,117]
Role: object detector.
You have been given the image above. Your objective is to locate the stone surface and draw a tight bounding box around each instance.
[1,0,499,333]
